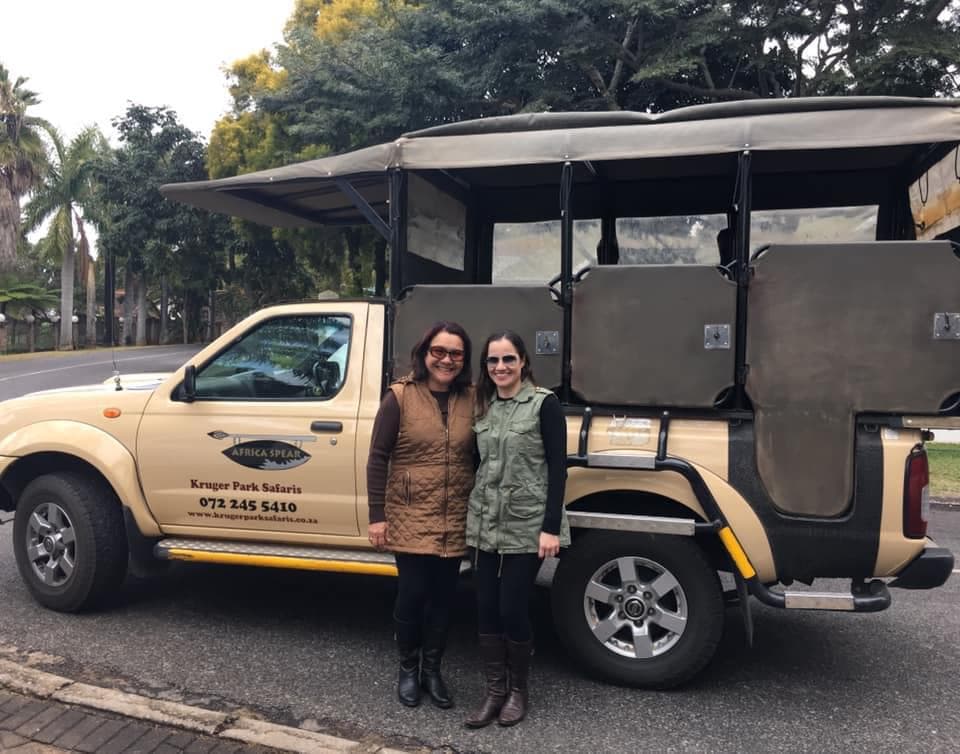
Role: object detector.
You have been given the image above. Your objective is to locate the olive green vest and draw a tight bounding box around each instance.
[466,381,571,554]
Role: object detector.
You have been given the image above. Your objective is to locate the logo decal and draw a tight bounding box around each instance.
[222,440,312,470]
[208,431,317,471]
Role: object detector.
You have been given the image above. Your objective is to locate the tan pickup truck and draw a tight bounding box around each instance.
[2,96,957,689]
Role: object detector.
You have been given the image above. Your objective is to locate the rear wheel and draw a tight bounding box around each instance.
[552,531,724,688]
[13,473,128,612]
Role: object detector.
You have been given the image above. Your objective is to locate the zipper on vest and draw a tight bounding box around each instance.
[441,394,451,558]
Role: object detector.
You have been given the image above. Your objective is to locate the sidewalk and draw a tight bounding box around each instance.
[0,660,408,754]
[0,688,272,753]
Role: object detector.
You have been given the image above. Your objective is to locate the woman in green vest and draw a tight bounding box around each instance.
[464,331,570,728]
[367,321,476,709]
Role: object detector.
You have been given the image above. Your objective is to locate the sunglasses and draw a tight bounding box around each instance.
[486,355,519,366]
[428,345,465,362]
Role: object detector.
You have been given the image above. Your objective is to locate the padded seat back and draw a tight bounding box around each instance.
[746,241,960,516]
[571,265,737,406]
[393,285,563,387]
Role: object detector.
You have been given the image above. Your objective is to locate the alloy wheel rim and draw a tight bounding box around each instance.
[583,556,688,659]
[25,502,77,587]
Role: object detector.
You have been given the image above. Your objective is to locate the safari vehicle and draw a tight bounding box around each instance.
[2,97,958,689]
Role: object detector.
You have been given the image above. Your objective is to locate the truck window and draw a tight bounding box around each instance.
[615,214,728,265]
[194,315,352,400]
[751,206,878,248]
[492,220,599,283]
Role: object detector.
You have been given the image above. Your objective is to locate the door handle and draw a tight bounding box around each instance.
[311,421,343,433]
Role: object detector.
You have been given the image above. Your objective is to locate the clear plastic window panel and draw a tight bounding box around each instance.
[615,215,728,265]
[406,173,467,271]
[492,220,599,283]
[751,206,878,248]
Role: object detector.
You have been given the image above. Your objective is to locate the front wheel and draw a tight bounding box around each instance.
[551,531,724,689]
[13,473,128,612]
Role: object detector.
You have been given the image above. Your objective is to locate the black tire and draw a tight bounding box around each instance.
[551,531,723,689]
[13,473,128,612]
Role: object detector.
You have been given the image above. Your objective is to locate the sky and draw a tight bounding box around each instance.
[3,0,295,143]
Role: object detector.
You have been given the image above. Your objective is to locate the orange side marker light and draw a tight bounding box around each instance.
[103,408,122,419]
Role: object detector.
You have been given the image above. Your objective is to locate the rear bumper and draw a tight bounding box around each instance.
[889,546,954,589]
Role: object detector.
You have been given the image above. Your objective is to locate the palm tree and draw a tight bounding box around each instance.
[24,126,106,349]
[0,64,49,274]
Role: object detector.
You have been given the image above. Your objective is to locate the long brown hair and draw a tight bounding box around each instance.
[475,330,535,416]
[409,321,473,394]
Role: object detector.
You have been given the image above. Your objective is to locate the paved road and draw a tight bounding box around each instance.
[0,346,200,402]
[1,348,958,753]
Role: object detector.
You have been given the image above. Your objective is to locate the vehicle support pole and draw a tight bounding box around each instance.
[560,162,574,403]
[389,169,407,296]
[733,150,752,409]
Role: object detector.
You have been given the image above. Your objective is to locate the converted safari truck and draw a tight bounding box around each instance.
[2,98,958,689]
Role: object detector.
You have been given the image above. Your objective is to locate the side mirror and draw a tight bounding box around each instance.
[182,364,197,403]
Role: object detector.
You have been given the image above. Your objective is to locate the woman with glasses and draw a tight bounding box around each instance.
[367,321,475,709]
[464,331,569,728]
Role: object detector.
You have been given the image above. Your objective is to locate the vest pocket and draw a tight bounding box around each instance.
[506,488,544,520]
[387,471,412,505]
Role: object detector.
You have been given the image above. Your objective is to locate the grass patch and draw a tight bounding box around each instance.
[928,443,960,498]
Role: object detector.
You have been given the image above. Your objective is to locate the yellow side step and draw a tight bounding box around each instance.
[154,538,398,576]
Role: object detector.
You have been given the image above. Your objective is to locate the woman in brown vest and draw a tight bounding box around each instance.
[367,321,476,709]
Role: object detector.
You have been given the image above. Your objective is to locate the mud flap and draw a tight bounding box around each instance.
[734,569,754,647]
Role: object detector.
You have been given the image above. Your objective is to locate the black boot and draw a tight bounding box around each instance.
[420,628,454,708]
[498,639,532,726]
[395,617,421,708]
[464,634,507,728]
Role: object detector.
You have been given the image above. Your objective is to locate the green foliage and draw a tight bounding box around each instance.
[928,442,960,498]
[23,125,107,347]
[0,281,58,316]
[0,63,51,275]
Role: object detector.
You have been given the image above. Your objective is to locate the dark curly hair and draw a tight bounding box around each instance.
[409,321,473,394]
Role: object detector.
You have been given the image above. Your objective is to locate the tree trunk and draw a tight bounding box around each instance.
[59,239,76,350]
[159,276,169,345]
[135,273,148,346]
[123,265,134,346]
[182,292,190,345]
[0,179,20,275]
[85,256,96,347]
[344,228,363,295]
[207,290,215,342]
[374,237,387,296]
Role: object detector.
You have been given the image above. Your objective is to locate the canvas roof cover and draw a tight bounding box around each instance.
[161,97,960,227]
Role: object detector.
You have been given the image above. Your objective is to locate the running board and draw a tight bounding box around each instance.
[750,579,891,612]
[154,539,398,576]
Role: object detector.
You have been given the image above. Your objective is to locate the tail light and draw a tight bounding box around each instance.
[903,447,930,539]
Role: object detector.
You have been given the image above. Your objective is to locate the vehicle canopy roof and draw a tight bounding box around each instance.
[162,96,960,227]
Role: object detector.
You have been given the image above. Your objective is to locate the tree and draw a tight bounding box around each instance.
[0,63,49,275]
[24,126,107,349]
[97,105,217,345]
[263,0,960,129]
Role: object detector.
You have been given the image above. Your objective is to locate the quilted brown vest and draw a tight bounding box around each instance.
[385,379,475,557]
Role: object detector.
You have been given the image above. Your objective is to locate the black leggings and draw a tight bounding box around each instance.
[473,549,541,642]
[393,553,462,635]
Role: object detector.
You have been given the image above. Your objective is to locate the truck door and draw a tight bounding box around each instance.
[137,303,369,537]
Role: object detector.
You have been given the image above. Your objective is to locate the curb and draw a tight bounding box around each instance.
[0,659,408,754]
[932,497,960,509]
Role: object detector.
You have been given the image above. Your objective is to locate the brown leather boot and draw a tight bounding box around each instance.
[498,639,532,726]
[464,634,507,728]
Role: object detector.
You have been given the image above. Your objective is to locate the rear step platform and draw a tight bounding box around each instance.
[154,538,398,576]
